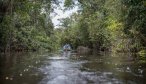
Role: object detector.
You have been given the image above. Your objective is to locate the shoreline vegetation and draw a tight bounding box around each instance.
[0,0,146,60]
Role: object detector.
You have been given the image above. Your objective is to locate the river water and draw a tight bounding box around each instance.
[0,51,146,84]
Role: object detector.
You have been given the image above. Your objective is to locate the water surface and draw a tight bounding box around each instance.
[0,51,146,84]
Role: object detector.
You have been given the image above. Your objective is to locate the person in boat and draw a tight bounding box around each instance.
[63,44,71,51]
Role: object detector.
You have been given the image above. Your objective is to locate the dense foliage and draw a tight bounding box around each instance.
[0,0,146,54]
[0,0,59,52]
[57,0,146,54]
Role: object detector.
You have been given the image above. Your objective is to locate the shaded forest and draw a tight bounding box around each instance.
[1,1,146,84]
[0,0,146,56]
[0,0,56,52]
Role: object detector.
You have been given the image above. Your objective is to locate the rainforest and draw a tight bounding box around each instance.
[0,0,146,84]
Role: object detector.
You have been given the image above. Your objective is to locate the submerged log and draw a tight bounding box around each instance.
[77,46,91,54]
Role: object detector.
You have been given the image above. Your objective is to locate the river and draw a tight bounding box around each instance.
[0,51,146,84]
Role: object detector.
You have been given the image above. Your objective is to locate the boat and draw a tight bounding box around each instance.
[63,44,71,51]
[63,49,71,51]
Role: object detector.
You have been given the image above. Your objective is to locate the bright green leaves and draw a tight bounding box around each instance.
[106,16,123,39]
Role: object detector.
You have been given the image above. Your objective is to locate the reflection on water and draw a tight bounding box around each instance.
[0,51,146,84]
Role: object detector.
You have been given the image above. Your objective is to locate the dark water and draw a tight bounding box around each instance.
[0,51,146,84]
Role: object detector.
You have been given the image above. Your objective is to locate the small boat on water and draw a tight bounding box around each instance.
[63,44,71,51]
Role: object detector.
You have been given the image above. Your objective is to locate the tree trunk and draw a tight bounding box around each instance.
[5,0,13,53]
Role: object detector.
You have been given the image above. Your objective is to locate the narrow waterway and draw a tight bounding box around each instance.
[0,51,146,84]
